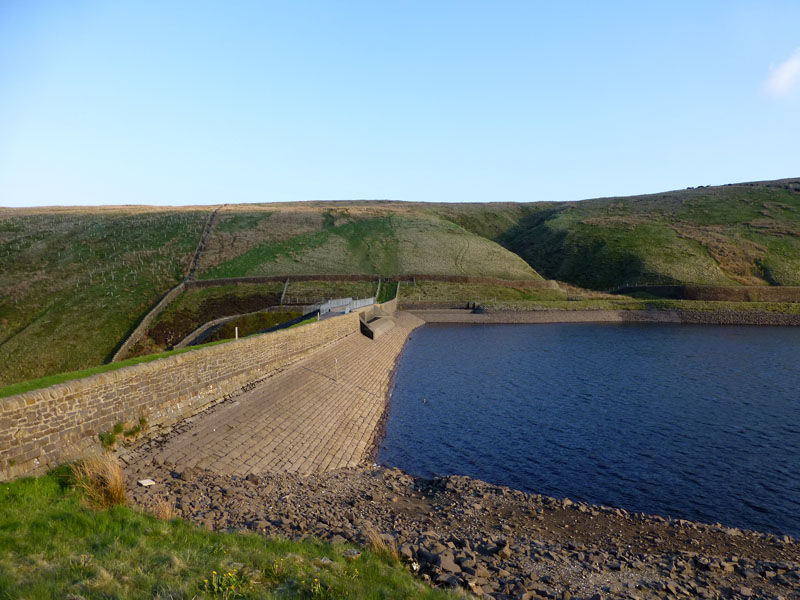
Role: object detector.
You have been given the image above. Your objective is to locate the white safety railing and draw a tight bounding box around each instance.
[305,296,376,316]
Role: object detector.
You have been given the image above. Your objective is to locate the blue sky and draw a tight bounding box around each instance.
[1,1,799,206]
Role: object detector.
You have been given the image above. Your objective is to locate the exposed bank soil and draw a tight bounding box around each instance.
[130,292,283,355]
[126,462,799,600]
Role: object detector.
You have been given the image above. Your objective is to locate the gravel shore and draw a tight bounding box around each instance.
[126,461,799,600]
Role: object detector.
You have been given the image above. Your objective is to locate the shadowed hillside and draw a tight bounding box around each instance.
[437,179,800,290]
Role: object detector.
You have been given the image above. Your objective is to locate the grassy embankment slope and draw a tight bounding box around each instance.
[195,203,539,280]
[0,470,455,599]
[0,207,209,388]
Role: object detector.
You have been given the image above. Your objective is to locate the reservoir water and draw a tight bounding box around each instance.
[378,323,800,537]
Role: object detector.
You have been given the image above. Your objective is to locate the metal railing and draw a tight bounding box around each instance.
[303,296,377,316]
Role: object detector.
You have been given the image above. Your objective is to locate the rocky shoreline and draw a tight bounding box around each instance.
[125,461,799,600]
[406,308,800,327]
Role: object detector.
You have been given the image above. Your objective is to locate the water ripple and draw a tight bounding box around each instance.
[379,323,800,537]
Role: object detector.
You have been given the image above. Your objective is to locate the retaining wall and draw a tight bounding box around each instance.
[0,313,360,481]
[186,274,558,289]
[396,274,560,289]
[409,308,800,326]
[112,282,186,362]
[614,285,800,302]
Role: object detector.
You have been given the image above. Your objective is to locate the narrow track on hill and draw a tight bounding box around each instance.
[186,204,225,280]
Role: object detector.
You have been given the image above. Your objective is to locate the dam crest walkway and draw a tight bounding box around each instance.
[126,312,424,477]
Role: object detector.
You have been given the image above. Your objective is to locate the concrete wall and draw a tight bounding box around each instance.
[0,313,360,481]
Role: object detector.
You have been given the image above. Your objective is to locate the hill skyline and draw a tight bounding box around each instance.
[2,175,799,387]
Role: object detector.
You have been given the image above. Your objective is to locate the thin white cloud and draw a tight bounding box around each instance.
[764,48,800,98]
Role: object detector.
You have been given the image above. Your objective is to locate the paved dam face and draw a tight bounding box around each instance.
[125,312,424,477]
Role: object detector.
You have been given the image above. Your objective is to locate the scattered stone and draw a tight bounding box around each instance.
[123,462,799,600]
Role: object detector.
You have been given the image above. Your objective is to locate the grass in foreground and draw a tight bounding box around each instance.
[0,469,458,600]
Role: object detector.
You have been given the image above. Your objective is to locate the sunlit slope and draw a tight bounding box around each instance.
[468,179,800,290]
[197,203,541,281]
[0,208,208,386]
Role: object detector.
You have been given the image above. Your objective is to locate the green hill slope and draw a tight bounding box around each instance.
[2,178,799,388]
[0,208,208,386]
[440,179,800,290]
[197,203,540,281]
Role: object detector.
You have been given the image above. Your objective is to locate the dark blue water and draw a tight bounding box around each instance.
[379,323,800,537]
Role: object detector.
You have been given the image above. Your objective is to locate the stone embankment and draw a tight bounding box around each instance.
[405,308,800,327]
[120,310,423,476]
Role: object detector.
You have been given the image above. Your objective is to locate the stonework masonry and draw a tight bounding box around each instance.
[0,312,360,481]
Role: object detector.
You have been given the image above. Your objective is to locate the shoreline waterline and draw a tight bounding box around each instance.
[380,316,800,538]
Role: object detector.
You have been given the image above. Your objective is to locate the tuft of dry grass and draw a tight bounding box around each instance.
[363,522,399,561]
[152,496,176,521]
[71,454,127,510]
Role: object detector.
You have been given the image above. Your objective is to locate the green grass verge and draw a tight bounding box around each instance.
[377,281,399,304]
[0,470,457,599]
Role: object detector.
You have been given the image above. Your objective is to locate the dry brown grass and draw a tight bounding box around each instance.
[71,454,127,510]
[672,225,768,285]
[152,496,176,521]
[363,522,399,561]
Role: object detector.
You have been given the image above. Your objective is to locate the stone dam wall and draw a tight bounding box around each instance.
[0,312,360,481]
[614,284,800,302]
[408,308,800,326]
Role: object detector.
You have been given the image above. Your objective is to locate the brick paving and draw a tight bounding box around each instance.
[143,312,424,476]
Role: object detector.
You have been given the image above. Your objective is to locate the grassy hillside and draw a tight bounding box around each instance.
[0,207,209,387]
[2,178,799,388]
[490,179,800,290]
[197,204,541,281]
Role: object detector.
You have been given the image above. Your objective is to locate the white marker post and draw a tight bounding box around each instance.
[235,326,238,340]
